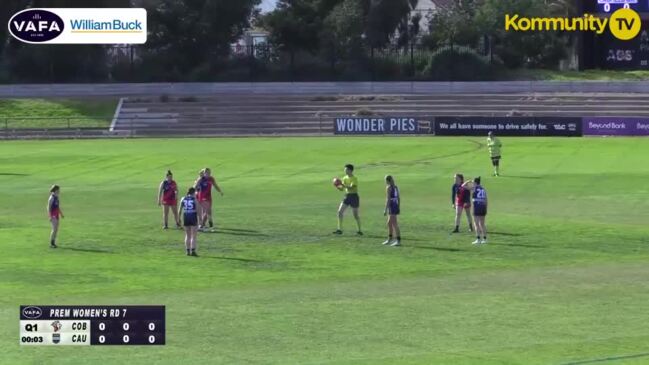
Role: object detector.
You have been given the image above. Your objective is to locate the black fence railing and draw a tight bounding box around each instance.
[104,44,490,83]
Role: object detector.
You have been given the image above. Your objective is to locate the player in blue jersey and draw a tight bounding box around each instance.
[382,175,401,247]
[178,187,199,256]
[462,177,488,245]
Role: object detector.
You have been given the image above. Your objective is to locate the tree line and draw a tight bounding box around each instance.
[0,0,576,82]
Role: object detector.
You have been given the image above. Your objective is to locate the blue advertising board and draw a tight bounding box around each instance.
[334,117,431,135]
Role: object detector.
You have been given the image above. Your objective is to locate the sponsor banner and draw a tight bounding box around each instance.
[8,8,147,44]
[434,117,582,136]
[583,117,649,135]
[334,117,431,135]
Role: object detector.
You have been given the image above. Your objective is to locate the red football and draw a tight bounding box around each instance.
[332,177,342,187]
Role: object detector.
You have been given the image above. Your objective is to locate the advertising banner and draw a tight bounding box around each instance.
[434,117,582,136]
[334,117,432,135]
[583,117,649,135]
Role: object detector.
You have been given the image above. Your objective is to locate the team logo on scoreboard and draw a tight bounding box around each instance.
[52,333,61,344]
[22,306,42,319]
[51,321,62,332]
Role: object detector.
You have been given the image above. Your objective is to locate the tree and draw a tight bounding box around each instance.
[141,0,260,80]
[261,0,326,54]
[365,0,413,47]
[474,0,567,68]
[3,0,131,82]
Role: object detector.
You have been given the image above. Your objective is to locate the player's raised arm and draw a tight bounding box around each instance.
[462,180,475,190]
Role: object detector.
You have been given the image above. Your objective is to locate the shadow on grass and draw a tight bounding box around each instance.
[489,231,523,237]
[202,230,269,237]
[489,243,544,249]
[200,255,264,263]
[59,247,114,254]
[560,352,649,365]
[411,245,466,252]
[499,175,542,180]
[363,234,428,242]
[0,173,29,176]
[218,227,262,233]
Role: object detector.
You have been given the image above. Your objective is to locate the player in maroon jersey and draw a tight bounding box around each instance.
[451,173,474,233]
[157,170,181,229]
[196,167,223,230]
[47,185,64,248]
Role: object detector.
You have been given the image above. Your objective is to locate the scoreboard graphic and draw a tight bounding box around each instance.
[20,305,165,346]
[597,0,649,13]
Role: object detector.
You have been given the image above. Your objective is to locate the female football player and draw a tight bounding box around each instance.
[462,177,488,245]
[47,185,64,248]
[196,168,223,230]
[382,175,401,247]
[178,187,199,256]
[157,170,181,229]
[451,173,474,233]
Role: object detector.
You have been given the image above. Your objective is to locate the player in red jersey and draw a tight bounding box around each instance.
[47,185,64,248]
[196,167,223,230]
[451,173,474,233]
[158,170,181,230]
[193,169,205,228]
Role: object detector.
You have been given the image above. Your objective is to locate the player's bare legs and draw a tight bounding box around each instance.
[50,218,59,248]
[389,215,400,246]
[184,227,191,254]
[454,205,463,230]
[383,215,394,244]
[205,200,213,228]
[465,207,474,232]
[162,205,170,229]
[171,202,181,228]
[190,226,198,256]
[352,207,362,235]
[334,203,347,234]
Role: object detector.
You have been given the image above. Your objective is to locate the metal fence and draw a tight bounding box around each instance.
[106,44,479,82]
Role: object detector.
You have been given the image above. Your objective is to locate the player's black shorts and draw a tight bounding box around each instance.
[183,213,198,227]
[491,156,501,164]
[388,202,400,215]
[473,204,487,217]
[342,193,360,208]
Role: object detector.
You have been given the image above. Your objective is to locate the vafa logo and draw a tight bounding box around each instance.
[8,9,64,43]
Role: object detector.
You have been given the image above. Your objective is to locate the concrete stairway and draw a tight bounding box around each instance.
[112,93,649,136]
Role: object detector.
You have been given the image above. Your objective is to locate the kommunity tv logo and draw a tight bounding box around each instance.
[505,8,642,41]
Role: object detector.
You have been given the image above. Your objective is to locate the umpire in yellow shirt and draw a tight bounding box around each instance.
[487,131,502,177]
[334,164,363,235]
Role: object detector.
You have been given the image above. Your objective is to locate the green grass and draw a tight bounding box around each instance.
[503,68,649,81]
[0,98,117,129]
[1,137,649,365]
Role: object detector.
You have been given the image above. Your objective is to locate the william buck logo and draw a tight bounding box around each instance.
[8,8,64,43]
[505,8,642,41]
[7,8,147,44]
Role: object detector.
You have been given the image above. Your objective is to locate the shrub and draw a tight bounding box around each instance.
[424,46,494,81]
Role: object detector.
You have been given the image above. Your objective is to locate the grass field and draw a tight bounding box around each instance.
[1,137,649,365]
[0,98,117,129]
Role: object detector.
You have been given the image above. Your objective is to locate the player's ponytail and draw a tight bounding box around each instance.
[385,175,395,186]
[166,170,173,177]
[50,185,60,193]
